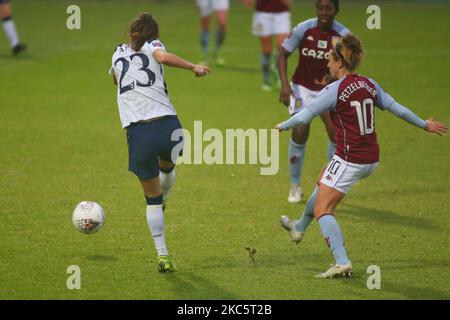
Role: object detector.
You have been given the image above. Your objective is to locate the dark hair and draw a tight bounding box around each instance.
[316,0,340,12]
[332,34,364,72]
[128,12,159,52]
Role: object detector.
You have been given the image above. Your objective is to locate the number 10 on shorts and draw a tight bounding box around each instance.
[327,158,341,175]
[321,156,346,188]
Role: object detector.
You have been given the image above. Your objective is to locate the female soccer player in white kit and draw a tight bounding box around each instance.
[109,13,210,272]
[277,34,447,278]
[0,0,26,55]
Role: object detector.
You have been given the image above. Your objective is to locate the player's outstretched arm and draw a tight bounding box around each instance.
[278,47,293,107]
[374,80,447,135]
[276,81,338,131]
[276,107,316,131]
[385,101,447,136]
[153,50,210,77]
[425,118,448,136]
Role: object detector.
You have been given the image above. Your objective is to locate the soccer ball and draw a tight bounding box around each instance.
[72,201,105,234]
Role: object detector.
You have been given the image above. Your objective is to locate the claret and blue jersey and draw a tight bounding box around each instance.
[280,74,427,164]
[255,0,290,13]
[282,18,350,91]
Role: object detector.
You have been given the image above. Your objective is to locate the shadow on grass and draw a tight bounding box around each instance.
[163,271,238,300]
[215,64,260,74]
[381,282,450,299]
[354,185,450,202]
[159,251,327,299]
[330,257,450,299]
[188,251,325,271]
[0,53,34,60]
[380,258,450,272]
[340,276,450,299]
[85,255,118,262]
[340,203,439,231]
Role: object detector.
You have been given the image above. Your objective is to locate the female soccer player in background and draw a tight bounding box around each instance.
[279,0,349,203]
[0,0,26,55]
[196,0,229,65]
[277,34,447,278]
[242,0,292,91]
[109,13,210,273]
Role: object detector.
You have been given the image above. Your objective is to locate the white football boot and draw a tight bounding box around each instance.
[280,215,304,244]
[287,184,303,203]
[315,261,353,279]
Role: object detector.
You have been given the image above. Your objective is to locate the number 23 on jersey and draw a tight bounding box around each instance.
[114,53,168,96]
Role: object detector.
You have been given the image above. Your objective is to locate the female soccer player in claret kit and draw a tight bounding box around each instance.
[277,34,447,278]
[109,13,210,273]
[278,0,349,203]
[242,0,292,91]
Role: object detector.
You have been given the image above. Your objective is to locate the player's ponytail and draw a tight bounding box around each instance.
[128,13,159,52]
[333,34,364,72]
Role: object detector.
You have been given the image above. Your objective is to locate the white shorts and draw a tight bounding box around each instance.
[252,11,291,37]
[320,155,379,194]
[288,84,319,115]
[196,0,229,17]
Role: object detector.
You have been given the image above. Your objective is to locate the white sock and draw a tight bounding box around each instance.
[3,19,19,47]
[160,170,176,202]
[146,205,168,256]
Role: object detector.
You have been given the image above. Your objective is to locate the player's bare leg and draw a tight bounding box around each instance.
[320,111,337,161]
[0,3,26,55]
[199,15,211,64]
[140,176,161,199]
[259,35,273,91]
[214,9,227,65]
[0,4,12,21]
[287,125,309,202]
[159,158,176,208]
[314,183,352,278]
[281,166,325,244]
[275,33,289,50]
[314,184,344,219]
[140,171,175,273]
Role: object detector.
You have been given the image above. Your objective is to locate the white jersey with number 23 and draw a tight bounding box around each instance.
[109,40,177,128]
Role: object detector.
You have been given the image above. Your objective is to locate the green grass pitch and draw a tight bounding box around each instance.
[0,0,449,299]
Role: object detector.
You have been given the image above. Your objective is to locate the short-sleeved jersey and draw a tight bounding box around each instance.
[255,0,290,13]
[282,18,350,92]
[306,74,395,164]
[109,40,176,128]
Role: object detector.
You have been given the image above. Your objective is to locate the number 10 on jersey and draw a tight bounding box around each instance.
[350,98,374,135]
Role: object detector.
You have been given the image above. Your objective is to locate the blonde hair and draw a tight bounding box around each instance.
[128,13,159,52]
[332,34,364,72]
